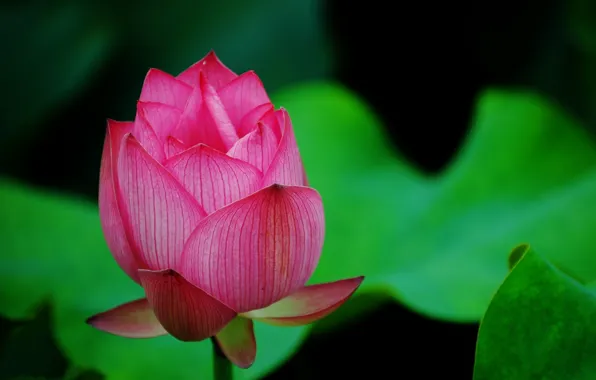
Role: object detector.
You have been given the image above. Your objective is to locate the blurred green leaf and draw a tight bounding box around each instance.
[0,2,113,146]
[114,0,331,92]
[276,84,596,322]
[0,180,306,379]
[0,305,67,379]
[473,244,596,379]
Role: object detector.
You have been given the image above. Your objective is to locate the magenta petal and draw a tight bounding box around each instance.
[243,277,364,326]
[218,71,270,130]
[98,120,140,283]
[139,269,236,341]
[165,144,262,214]
[177,51,237,89]
[86,298,167,338]
[173,84,225,151]
[164,136,187,159]
[139,68,192,110]
[262,109,306,187]
[227,122,278,173]
[137,102,181,141]
[199,72,239,150]
[132,107,165,163]
[214,317,256,369]
[180,184,325,313]
[237,103,274,137]
[117,135,206,270]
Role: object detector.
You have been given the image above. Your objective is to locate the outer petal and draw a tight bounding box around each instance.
[86,298,167,338]
[165,144,262,214]
[139,269,237,341]
[242,277,364,326]
[214,317,256,369]
[177,51,237,89]
[237,103,274,137]
[117,135,206,271]
[180,184,325,313]
[227,122,278,173]
[98,120,140,283]
[139,68,192,110]
[165,136,187,159]
[262,108,306,187]
[137,102,181,141]
[199,72,239,150]
[218,71,270,130]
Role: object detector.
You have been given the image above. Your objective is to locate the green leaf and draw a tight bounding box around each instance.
[275,83,596,322]
[473,244,596,380]
[0,2,113,143]
[0,180,305,379]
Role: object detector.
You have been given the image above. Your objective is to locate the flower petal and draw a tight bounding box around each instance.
[165,144,262,214]
[86,298,167,338]
[137,101,181,141]
[242,277,364,326]
[133,107,165,163]
[117,135,206,271]
[165,136,187,158]
[138,269,237,341]
[262,108,306,186]
[214,317,256,369]
[139,68,192,110]
[180,184,325,312]
[237,103,274,137]
[227,122,278,173]
[99,120,140,283]
[218,71,270,130]
[177,51,237,89]
[199,72,239,150]
[173,83,226,152]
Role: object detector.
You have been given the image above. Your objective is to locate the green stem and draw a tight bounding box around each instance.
[211,337,232,380]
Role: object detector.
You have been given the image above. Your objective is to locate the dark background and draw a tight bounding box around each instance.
[2,0,594,378]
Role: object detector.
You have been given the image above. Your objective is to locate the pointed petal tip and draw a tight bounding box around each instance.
[215,318,256,369]
[86,298,167,338]
[243,276,364,326]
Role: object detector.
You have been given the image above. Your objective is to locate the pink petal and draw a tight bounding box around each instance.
[214,317,256,369]
[116,135,206,271]
[262,109,306,187]
[133,107,165,163]
[137,101,181,141]
[165,136,187,158]
[139,269,237,341]
[177,51,237,90]
[165,144,262,214]
[237,103,274,138]
[98,120,140,283]
[259,108,283,141]
[86,298,167,338]
[139,68,192,110]
[243,277,364,326]
[199,72,239,150]
[227,122,278,173]
[218,71,270,130]
[172,83,226,152]
[180,184,325,313]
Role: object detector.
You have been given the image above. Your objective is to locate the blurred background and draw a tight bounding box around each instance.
[2,0,596,379]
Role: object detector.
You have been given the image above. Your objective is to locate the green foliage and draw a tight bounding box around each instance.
[474,245,596,380]
[278,85,596,322]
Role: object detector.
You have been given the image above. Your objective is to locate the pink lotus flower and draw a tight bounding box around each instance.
[88,51,363,368]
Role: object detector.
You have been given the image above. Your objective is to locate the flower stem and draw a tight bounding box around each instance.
[211,337,232,380]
